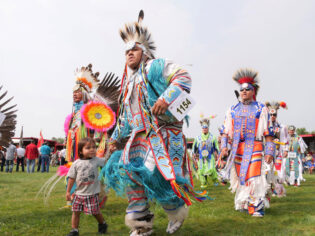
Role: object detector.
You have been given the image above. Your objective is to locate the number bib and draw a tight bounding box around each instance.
[288,152,297,159]
[168,91,195,121]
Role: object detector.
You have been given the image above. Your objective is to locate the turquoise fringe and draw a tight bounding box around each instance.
[99,150,186,207]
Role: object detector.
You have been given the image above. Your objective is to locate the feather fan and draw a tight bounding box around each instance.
[0,85,17,147]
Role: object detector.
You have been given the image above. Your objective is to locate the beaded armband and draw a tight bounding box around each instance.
[221,136,228,149]
[265,141,276,157]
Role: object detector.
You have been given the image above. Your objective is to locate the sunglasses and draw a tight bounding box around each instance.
[240,88,252,92]
[270,114,277,117]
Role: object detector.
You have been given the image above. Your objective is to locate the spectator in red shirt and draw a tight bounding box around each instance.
[25,140,39,173]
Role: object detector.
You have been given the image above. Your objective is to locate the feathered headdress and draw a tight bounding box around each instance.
[233,69,259,100]
[199,114,216,128]
[265,101,288,115]
[0,85,17,147]
[288,125,296,131]
[73,64,100,93]
[120,10,156,59]
[218,124,225,135]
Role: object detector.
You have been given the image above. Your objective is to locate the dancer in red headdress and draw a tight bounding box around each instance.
[221,69,275,217]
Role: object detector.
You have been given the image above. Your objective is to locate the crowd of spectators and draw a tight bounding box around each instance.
[0,141,66,173]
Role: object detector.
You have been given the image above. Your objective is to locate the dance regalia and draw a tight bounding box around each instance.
[65,102,91,162]
[222,69,275,216]
[193,132,219,187]
[271,121,289,179]
[102,11,209,236]
[265,101,289,197]
[101,10,206,235]
[0,85,17,147]
[224,101,274,212]
[36,65,120,205]
[285,132,307,186]
[105,58,199,218]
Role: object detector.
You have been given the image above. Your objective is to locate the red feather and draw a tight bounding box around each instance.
[279,101,287,109]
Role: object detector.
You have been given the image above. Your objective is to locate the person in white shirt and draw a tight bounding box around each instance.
[16,145,26,172]
[59,148,66,165]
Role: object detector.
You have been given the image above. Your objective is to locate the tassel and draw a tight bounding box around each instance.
[66,132,72,162]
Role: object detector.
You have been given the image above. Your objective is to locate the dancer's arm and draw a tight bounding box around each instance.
[66,178,75,201]
[152,60,191,116]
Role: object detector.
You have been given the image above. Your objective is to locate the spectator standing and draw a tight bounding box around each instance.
[25,140,39,173]
[59,148,66,165]
[40,142,51,173]
[16,145,26,172]
[5,142,17,173]
[0,147,6,172]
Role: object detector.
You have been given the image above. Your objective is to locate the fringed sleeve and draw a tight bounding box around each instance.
[110,109,131,142]
[223,107,233,138]
[298,136,308,154]
[158,60,192,105]
[256,105,273,140]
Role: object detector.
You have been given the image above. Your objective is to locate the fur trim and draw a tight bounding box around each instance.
[125,214,154,230]
[165,205,189,222]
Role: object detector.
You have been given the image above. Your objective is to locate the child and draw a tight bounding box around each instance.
[66,137,108,236]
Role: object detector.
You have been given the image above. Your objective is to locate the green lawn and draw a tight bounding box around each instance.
[0,167,315,236]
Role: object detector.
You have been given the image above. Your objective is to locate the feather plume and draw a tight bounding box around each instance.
[265,100,288,114]
[199,114,216,127]
[0,85,17,147]
[279,101,288,109]
[234,90,240,101]
[233,68,260,97]
[138,10,144,23]
[119,10,156,58]
[74,64,100,93]
[94,73,120,135]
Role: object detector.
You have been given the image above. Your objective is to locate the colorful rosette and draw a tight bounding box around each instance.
[80,101,116,132]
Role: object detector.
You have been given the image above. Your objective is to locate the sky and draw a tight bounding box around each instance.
[1,0,314,140]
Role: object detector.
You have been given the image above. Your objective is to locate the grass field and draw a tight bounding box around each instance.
[0,167,315,236]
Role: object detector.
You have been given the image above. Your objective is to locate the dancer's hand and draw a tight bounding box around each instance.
[152,99,169,116]
[66,192,71,201]
[265,155,273,164]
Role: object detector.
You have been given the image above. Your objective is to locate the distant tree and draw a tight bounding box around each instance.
[296,128,309,135]
[51,137,65,144]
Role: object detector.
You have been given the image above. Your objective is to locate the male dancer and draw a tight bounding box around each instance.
[221,69,275,217]
[192,115,219,188]
[105,10,202,236]
[265,101,289,196]
[285,125,308,186]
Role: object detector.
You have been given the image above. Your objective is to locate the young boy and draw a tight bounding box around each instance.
[66,137,107,236]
